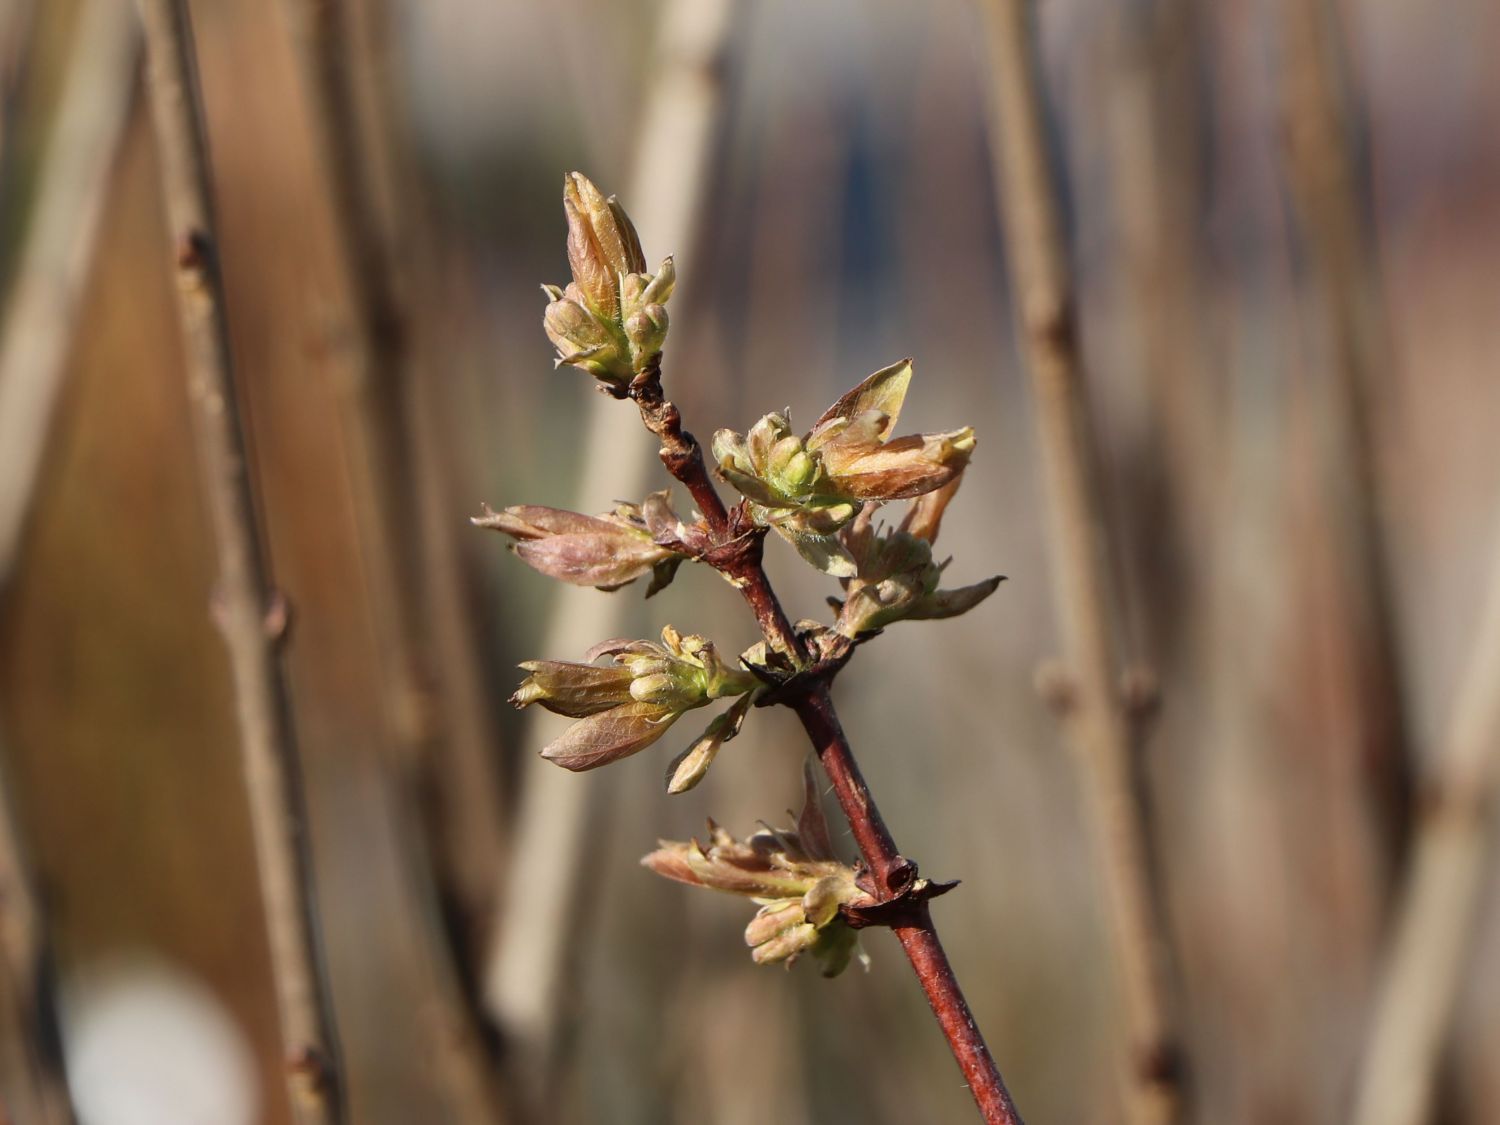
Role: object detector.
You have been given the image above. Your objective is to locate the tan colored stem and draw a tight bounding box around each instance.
[0,0,137,582]
[0,9,135,1121]
[1279,0,1414,875]
[271,2,505,1117]
[481,0,740,1113]
[1352,539,1500,1124]
[0,749,72,1125]
[134,1,344,1120]
[976,1,1182,1120]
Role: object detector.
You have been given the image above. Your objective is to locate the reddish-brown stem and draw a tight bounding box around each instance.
[796,688,1021,1125]
[629,371,805,660]
[628,368,1023,1125]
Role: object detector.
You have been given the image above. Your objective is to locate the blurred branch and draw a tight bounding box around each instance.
[134,0,345,1120]
[481,0,740,1114]
[1277,0,1414,871]
[1351,528,1500,1125]
[271,2,506,1117]
[975,1,1185,1121]
[0,0,137,583]
[1104,0,1218,593]
[0,0,37,188]
[0,12,137,1117]
[0,750,72,1125]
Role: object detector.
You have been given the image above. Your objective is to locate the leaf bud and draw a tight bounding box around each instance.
[472,500,686,593]
[712,360,981,574]
[546,173,676,385]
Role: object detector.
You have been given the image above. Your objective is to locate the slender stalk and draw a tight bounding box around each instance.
[627,370,1024,1125]
[1278,0,1413,879]
[0,0,138,583]
[0,749,72,1125]
[134,1,344,1120]
[974,0,1183,1120]
[1351,535,1500,1125]
[0,14,136,1113]
[270,2,505,1117]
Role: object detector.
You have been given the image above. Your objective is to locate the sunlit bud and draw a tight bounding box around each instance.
[712,360,980,574]
[641,256,676,305]
[749,915,818,966]
[542,292,632,386]
[563,171,645,317]
[664,693,754,794]
[640,768,871,977]
[509,660,635,716]
[472,501,685,594]
[546,174,676,384]
[830,476,1003,637]
[817,427,976,501]
[624,303,669,365]
[513,627,758,774]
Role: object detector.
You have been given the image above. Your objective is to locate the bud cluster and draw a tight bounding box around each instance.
[543,172,675,389]
[511,626,760,784]
[831,479,1004,637]
[482,172,1007,981]
[641,768,869,977]
[713,360,975,575]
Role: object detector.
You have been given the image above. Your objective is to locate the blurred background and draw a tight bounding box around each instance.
[2,0,1499,1122]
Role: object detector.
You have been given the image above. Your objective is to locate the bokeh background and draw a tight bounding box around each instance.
[2,0,1499,1122]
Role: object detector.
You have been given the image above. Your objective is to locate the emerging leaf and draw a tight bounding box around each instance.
[513,626,759,775]
[829,474,1003,637]
[640,771,871,977]
[473,497,688,594]
[541,701,681,771]
[664,692,755,794]
[711,360,978,573]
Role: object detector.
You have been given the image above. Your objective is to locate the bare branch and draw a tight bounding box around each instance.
[975,0,1184,1119]
[0,747,73,1125]
[1278,0,1414,880]
[134,1,344,1119]
[270,1,506,1117]
[0,0,138,583]
[1352,532,1500,1125]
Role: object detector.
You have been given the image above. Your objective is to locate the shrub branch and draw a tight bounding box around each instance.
[623,360,1023,1125]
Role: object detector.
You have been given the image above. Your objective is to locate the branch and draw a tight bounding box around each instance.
[134,1,345,1120]
[0,0,138,583]
[1351,531,1500,1125]
[1278,0,1414,881]
[270,2,505,1117]
[624,363,1024,1125]
[975,0,1184,1120]
[0,747,73,1125]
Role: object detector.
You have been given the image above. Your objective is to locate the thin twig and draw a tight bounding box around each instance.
[0,749,72,1125]
[270,2,505,1117]
[975,0,1184,1120]
[0,0,138,583]
[625,364,1024,1125]
[1278,0,1414,880]
[1351,532,1500,1125]
[482,0,740,1111]
[133,1,344,1120]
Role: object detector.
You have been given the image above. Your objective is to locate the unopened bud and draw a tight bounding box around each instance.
[549,174,675,382]
[624,304,669,362]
